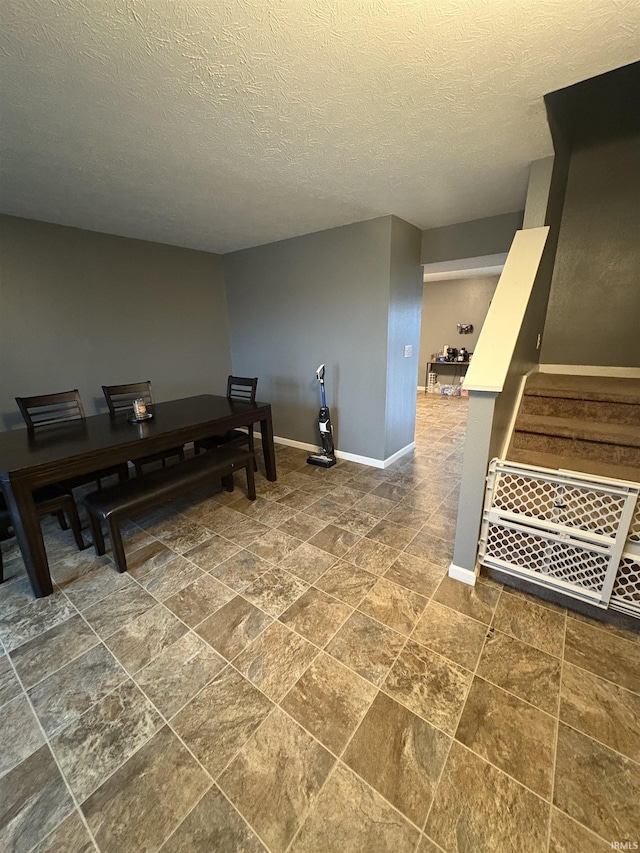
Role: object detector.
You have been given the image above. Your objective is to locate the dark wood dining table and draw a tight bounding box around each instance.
[0,394,277,598]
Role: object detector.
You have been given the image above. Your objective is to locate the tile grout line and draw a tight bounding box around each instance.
[216,560,636,850]
[4,400,637,851]
[565,608,640,650]
[546,610,567,852]
[153,784,219,853]
[420,589,498,839]
[122,630,282,853]
[280,417,469,850]
[465,672,560,722]
[557,655,640,700]
[549,613,640,844]
[32,584,229,804]
[554,718,640,769]
[67,604,251,852]
[4,647,102,853]
[207,605,431,847]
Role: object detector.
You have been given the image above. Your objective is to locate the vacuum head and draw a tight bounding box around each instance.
[307,450,337,468]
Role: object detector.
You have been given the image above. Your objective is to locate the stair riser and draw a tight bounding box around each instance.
[521,395,640,426]
[512,431,640,467]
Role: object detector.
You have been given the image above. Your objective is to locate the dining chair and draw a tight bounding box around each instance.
[102,381,185,476]
[194,376,259,470]
[0,485,86,582]
[102,381,153,416]
[16,390,86,430]
[15,390,129,488]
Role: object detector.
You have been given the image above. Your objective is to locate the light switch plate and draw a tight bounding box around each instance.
[404,345,412,358]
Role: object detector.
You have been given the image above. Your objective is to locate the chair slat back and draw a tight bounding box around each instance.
[227,376,258,403]
[102,382,153,416]
[16,390,86,431]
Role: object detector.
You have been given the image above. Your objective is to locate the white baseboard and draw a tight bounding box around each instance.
[539,364,640,379]
[265,435,315,452]
[448,562,478,585]
[263,434,416,470]
[378,442,416,469]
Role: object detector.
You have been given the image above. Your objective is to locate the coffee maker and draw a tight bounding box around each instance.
[457,347,469,362]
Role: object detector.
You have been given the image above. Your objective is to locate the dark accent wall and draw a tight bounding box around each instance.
[540,134,640,366]
[545,61,640,149]
[0,215,231,429]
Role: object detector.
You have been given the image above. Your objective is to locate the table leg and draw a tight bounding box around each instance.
[260,413,277,481]
[2,479,53,597]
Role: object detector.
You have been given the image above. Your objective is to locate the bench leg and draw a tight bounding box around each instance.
[89,513,106,556]
[107,517,128,573]
[222,474,234,493]
[246,462,256,501]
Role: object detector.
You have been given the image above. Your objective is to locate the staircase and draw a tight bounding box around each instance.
[508,373,640,483]
[478,372,640,621]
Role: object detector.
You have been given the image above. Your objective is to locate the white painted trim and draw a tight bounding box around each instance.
[422,253,508,280]
[379,442,416,469]
[461,382,503,393]
[448,562,478,585]
[417,385,427,392]
[539,364,640,379]
[464,227,549,393]
[265,434,315,452]
[336,449,387,468]
[264,433,416,470]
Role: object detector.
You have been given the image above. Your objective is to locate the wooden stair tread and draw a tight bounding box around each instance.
[516,414,640,448]
[507,448,640,484]
[525,373,640,404]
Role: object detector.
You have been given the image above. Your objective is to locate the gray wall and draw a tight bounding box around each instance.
[0,215,231,429]
[523,157,554,230]
[418,276,499,386]
[541,135,640,366]
[384,218,424,458]
[421,211,523,265]
[225,216,417,461]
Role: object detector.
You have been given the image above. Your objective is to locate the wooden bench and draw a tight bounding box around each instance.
[83,447,255,573]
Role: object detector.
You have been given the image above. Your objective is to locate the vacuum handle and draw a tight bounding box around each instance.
[316,364,327,407]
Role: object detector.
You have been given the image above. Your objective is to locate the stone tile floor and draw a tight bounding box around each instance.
[1,393,639,852]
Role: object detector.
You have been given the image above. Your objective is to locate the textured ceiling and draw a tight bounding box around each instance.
[1,1,638,254]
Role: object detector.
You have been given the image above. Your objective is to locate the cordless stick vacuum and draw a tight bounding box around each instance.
[307,364,337,468]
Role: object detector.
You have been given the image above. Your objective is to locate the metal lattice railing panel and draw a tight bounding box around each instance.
[486,523,610,593]
[480,459,639,609]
